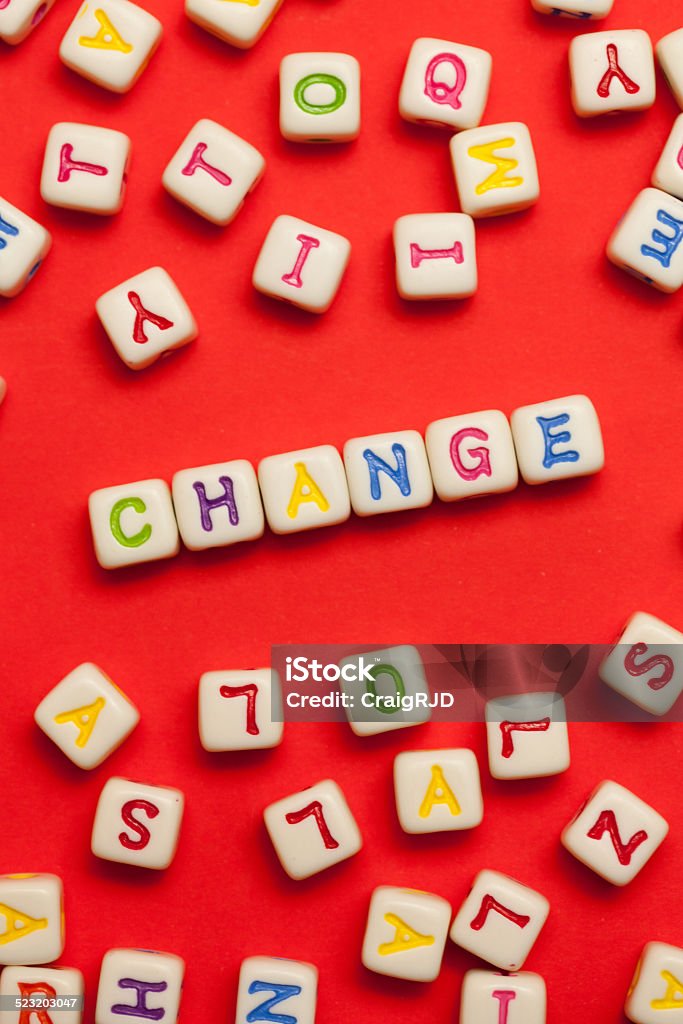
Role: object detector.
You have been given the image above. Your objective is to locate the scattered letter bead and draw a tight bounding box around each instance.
[258,444,350,535]
[0,197,51,298]
[394,748,484,833]
[599,611,683,716]
[450,122,539,218]
[34,662,140,769]
[362,886,452,982]
[343,430,433,516]
[59,0,162,94]
[485,693,570,780]
[393,213,477,300]
[162,119,265,226]
[88,478,180,569]
[40,123,131,215]
[185,0,282,49]
[96,267,198,370]
[280,52,361,142]
[569,30,655,117]
[91,776,185,870]
[625,942,683,1024]
[450,870,550,971]
[426,409,518,501]
[531,0,612,19]
[0,0,55,44]
[0,966,84,1024]
[172,459,263,551]
[95,949,184,1024]
[657,29,683,109]
[510,394,604,484]
[460,969,547,1024]
[198,668,283,751]
[263,778,362,879]
[339,645,432,736]
[607,187,683,292]
[253,215,351,313]
[399,38,492,131]
[235,957,317,1024]
[652,115,683,201]
[0,873,64,966]
[562,779,669,886]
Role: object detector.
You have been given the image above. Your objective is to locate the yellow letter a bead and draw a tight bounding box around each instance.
[419,764,461,818]
[652,971,683,1009]
[286,462,330,519]
[0,903,48,946]
[378,913,435,956]
[53,697,106,748]
[79,9,133,52]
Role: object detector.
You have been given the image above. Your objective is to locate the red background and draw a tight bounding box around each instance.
[2,0,683,1020]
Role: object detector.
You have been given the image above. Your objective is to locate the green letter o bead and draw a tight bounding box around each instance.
[366,663,406,716]
[110,497,152,548]
[293,73,347,115]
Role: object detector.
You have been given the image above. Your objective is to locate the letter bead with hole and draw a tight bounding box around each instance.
[172,460,264,551]
[198,668,283,751]
[393,213,477,300]
[235,957,317,1024]
[0,197,51,299]
[362,886,452,982]
[657,29,683,109]
[0,965,84,1024]
[280,52,360,142]
[394,748,484,833]
[510,394,604,484]
[450,122,539,217]
[625,942,683,1024]
[95,949,184,1024]
[599,611,683,716]
[184,0,282,49]
[257,444,350,535]
[0,874,64,966]
[607,187,683,292]
[0,0,56,45]
[40,123,131,215]
[339,645,432,736]
[531,0,612,18]
[343,430,434,516]
[460,969,547,1024]
[88,479,179,569]
[426,409,518,500]
[399,38,492,131]
[485,693,570,780]
[91,777,185,870]
[569,30,655,117]
[652,114,683,201]
[561,779,669,886]
[253,215,351,313]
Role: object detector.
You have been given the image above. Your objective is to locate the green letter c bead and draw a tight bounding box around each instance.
[366,664,406,716]
[294,73,346,115]
[110,497,152,548]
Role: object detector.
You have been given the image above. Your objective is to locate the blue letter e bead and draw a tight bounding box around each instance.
[536,414,580,469]
[246,981,302,1024]
[362,444,411,501]
[641,209,683,268]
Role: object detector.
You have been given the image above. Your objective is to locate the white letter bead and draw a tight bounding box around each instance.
[253,215,351,313]
[0,197,51,298]
[198,668,283,751]
[569,30,655,117]
[652,115,683,200]
[394,748,484,833]
[343,431,433,515]
[339,645,432,736]
[280,53,360,142]
[510,394,604,484]
[531,0,612,19]
[0,0,56,44]
[362,886,452,982]
[96,266,197,370]
[450,123,539,218]
[485,693,570,780]
[34,662,140,769]
[0,966,84,1024]
[95,949,184,1024]
[657,29,683,109]
[185,0,282,49]
[426,410,518,500]
[399,38,492,131]
[162,119,265,226]
[91,777,185,870]
[263,778,362,879]
[88,479,179,569]
[393,214,477,300]
[172,460,263,551]
[257,445,350,535]
[40,123,131,215]
[0,874,64,966]
[235,957,317,1024]
[460,969,547,1024]
[59,0,162,94]
[607,188,683,292]
[561,779,669,886]
[599,611,683,716]
[625,942,683,1024]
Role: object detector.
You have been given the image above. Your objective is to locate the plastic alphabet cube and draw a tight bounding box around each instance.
[185,0,282,49]
[393,214,477,300]
[531,0,613,19]
[394,748,484,833]
[657,29,683,109]
[40,123,131,215]
[257,444,350,535]
[569,30,656,117]
[172,460,264,551]
[263,778,362,879]
[95,949,184,1024]
[0,966,84,1024]
[399,38,492,131]
[652,115,683,201]
[339,644,432,736]
[0,0,56,44]
[599,611,683,716]
[96,267,198,370]
[0,874,64,966]
[198,668,283,751]
[510,394,604,484]
[362,886,452,982]
[607,188,683,292]
[625,942,683,1024]
[235,957,317,1024]
[162,119,265,226]
[91,776,185,870]
[280,52,361,142]
[561,779,669,886]
[34,662,140,769]
[450,122,539,218]
[485,693,570,780]
[450,870,550,971]
[460,969,547,1024]
[426,409,518,501]
[253,215,351,313]
[343,430,434,516]
[0,197,51,298]
[0,377,5,404]
[59,0,162,94]
[88,478,180,569]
